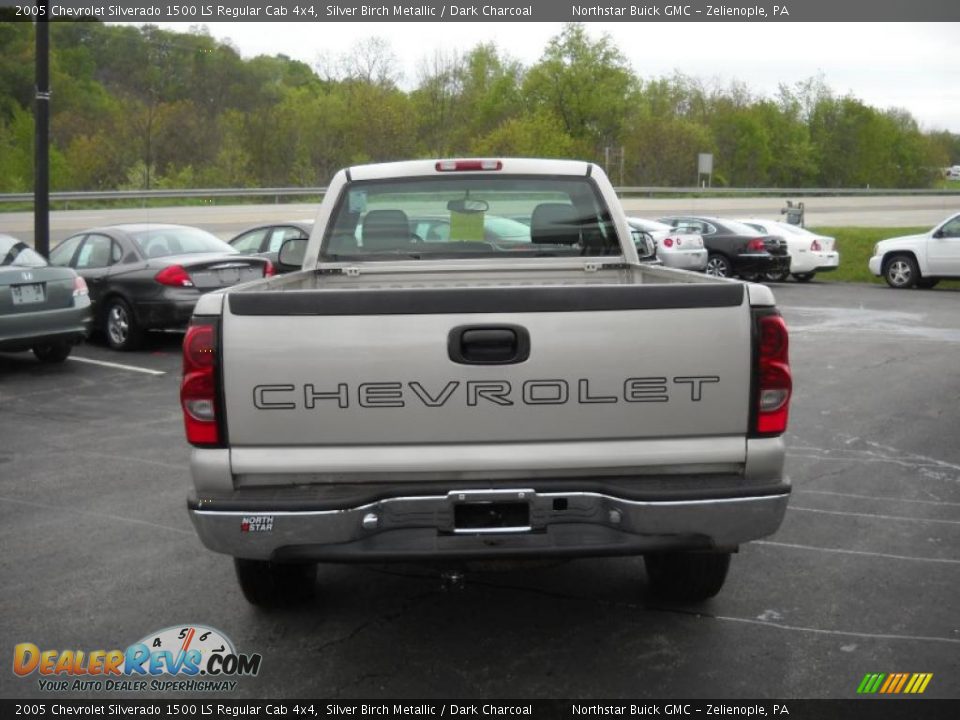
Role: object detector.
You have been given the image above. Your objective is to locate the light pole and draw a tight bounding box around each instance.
[34,16,50,257]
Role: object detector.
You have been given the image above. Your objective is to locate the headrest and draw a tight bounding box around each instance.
[531,203,580,245]
[361,209,411,250]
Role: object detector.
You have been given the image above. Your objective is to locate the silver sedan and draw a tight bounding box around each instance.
[627,217,708,271]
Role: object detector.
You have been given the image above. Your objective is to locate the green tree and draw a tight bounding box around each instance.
[523,24,638,158]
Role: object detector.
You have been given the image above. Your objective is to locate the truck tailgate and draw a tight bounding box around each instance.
[220,272,752,475]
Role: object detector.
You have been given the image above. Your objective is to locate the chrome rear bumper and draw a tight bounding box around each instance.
[189,487,789,562]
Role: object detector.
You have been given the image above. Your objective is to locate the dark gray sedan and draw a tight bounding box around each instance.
[49,224,269,351]
[0,234,92,362]
[228,220,313,272]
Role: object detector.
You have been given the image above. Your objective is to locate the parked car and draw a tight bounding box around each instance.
[49,224,270,350]
[657,216,791,279]
[229,220,312,272]
[737,218,839,282]
[0,234,92,362]
[868,212,960,288]
[626,217,708,271]
[408,213,531,247]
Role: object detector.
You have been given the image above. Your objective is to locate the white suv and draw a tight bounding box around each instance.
[868,213,960,288]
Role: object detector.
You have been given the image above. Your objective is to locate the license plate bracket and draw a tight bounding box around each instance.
[453,501,530,533]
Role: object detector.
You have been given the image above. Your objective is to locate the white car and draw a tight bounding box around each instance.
[626,217,708,271]
[868,212,960,288]
[738,219,839,282]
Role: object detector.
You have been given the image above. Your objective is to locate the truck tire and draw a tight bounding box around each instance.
[883,255,919,289]
[234,558,317,608]
[791,272,816,283]
[33,341,73,363]
[644,551,731,601]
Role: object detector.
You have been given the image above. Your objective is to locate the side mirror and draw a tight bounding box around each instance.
[631,230,655,258]
[277,237,308,271]
[932,229,944,239]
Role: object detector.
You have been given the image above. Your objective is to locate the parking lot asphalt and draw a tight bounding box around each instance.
[1,281,958,701]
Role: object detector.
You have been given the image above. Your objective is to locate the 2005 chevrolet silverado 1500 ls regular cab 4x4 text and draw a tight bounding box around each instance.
[181,159,792,607]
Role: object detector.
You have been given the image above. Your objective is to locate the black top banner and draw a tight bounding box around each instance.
[1,0,959,22]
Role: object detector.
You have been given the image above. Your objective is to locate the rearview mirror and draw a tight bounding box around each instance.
[446,198,490,214]
[277,237,308,270]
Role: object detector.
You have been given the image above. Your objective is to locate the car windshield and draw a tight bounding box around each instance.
[776,223,813,236]
[723,220,768,236]
[129,227,236,259]
[0,236,47,267]
[628,218,672,233]
[322,176,620,260]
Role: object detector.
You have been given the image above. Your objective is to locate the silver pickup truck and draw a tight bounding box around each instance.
[181,159,792,607]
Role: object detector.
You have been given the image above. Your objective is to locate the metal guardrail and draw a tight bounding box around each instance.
[0,187,328,203]
[616,186,960,196]
[1,186,958,204]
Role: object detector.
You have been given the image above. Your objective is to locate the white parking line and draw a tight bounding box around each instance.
[755,540,960,565]
[789,506,960,525]
[69,356,166,376]
[796,489,960,508]
[713,614,960,645]
[0,495,192,536]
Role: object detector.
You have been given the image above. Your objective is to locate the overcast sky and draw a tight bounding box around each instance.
[122,22,960,132]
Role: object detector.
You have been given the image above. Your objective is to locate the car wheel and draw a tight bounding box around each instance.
[105,297,142,351]
[883,255,918,289]
[765,270,791,282]
[234,558,317,608]
[704,253,733,278]
[644,551,731,601]
[32,341,73,363]
[917,278,940,289]
[791,272,816,283]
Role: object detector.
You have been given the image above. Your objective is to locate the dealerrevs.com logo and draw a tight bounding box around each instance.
[13,625,261,693]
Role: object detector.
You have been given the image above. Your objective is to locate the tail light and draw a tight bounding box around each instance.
[181,319,221,446]
[155,265,194,288]
[73,276,88,297]
[810,240,822,252]
[754,313,792,435]
[663,237,674,248]
[746,238,766,252]
[264,260,276,277]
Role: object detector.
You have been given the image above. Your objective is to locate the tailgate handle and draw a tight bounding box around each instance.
[448,325,530,365]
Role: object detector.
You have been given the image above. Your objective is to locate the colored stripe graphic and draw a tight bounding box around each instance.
[857,673,885,693]
[857,673,932,694]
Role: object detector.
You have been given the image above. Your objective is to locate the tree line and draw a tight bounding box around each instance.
[1,19,957,193]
